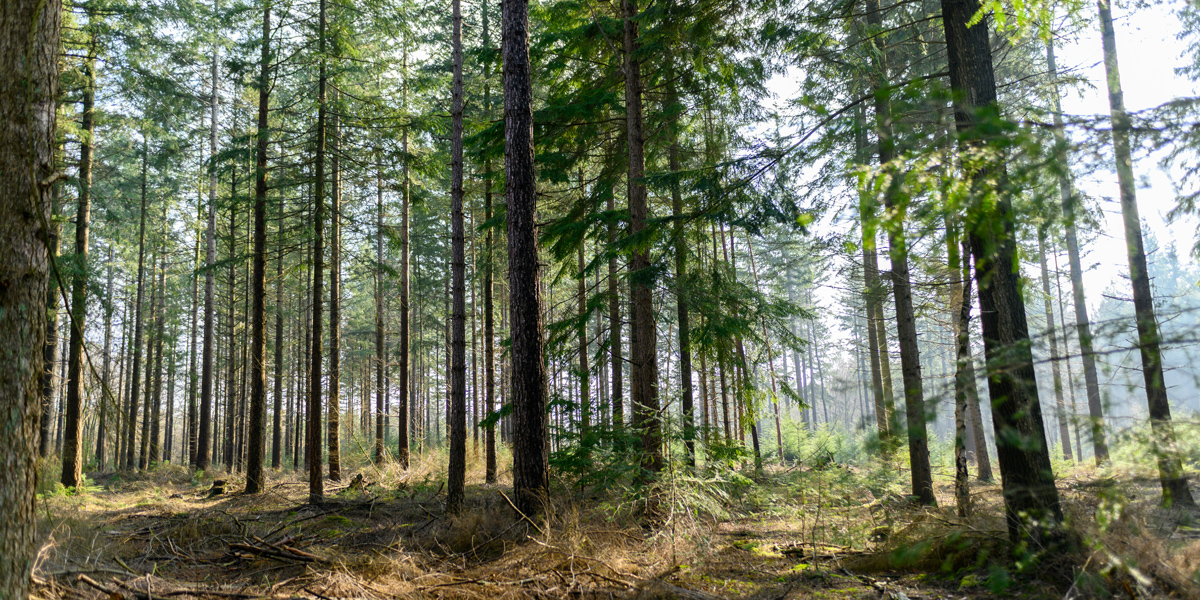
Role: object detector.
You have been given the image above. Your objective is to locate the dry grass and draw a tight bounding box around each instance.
[26,449,1200,600]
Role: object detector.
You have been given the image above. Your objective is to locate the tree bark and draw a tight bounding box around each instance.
[0,0,59,593]
[62,21,97,487]
[623,0,661,475]
[308,0,328,504]
[941,0,1064,543]
[246,0,271,493]
[197,1,220,470]
[398,43,411,469]
[504,0,550,515]
[447,0,468,512]
[864,4,931,498]
[126,137,150,471]
[1096,0,1195,507]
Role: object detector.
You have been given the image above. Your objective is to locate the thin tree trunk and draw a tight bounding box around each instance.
[126,138,150,471]
[41,187,61,460]
[1046,35,1109,465]
[62,23,97,486]
[483,2,497,479]
[608,190,623,444]
[308,0,329,504]
[272,165,284,470]
[578,241,591,441]
[952,237,974,517]
[864,7,934,501]
[666,70,694,467]
[246,0,271,493]
[447,0,467,512]
[375,154,386,465]
[398,43,411,469]
[1037,231,1072,461]
[99,248,115,470]
[197,8,219,469]
[188,205,200,466]
[1096,0,1195,506]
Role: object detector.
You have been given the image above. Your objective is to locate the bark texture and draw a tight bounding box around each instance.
[941,0,1063,544]
[0,0,60,596]
[504,0,549,515]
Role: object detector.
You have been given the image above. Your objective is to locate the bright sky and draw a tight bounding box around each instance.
[761,1,1200,317]
[1056,0,1200,309]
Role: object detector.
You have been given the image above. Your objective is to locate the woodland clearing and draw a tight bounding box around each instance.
[28,451,1200,600]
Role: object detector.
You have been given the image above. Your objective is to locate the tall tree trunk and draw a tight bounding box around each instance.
[622,0,661,474]
[187,206,200,466]
[246,0,271,493]
[328,84,342,482]
[947,216,993,481]
[447,0,468,513]
[483,1,497,479]
[375,156,387,465]
[504,0,549,515]
[1052,249,1085,462]
[224,169,238,469]
[272,167,284,470]
[148,258,164,465]
[666,70,694,467]
[608,190,623,444]
[1096,0,1195,507]
[578,241,591,440]
[1037,231,1071,461]
[308,0,328,504]
[865,3,934,502]
[41,187,61,460]
[62,25,97,487]
[126,138,150,470]
[1046,36,1108,464]
[941,0,1064,544]
[0,2,60,595]
[952,236,974,517]
[99,248,115,469]
[197,3,220,470]
[852,38,890,455]
[398,43,411,469]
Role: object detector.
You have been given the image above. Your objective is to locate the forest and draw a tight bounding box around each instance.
[2,0,1200,598]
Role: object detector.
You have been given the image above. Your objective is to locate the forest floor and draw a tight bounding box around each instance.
[27,451,1200,600]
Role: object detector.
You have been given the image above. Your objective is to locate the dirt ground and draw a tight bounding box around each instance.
[27,457,1200,600]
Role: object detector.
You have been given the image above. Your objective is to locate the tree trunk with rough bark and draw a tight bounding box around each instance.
[504,0,549,515]
[941,0,1064,544]
[623,0,661,475]
[0,0,60,593]
[447,0,468,512]
[197,4,220,470]
[308,0,328,504]
[246,0,271,493]
[62,22,97,487]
